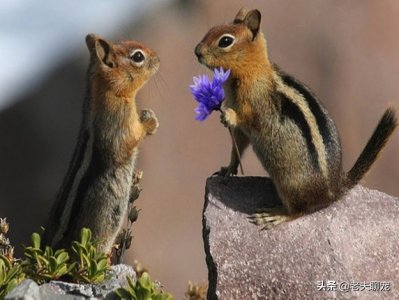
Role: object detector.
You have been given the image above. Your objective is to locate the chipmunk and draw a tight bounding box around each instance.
[195,8,398,228]
[42,34,159,253]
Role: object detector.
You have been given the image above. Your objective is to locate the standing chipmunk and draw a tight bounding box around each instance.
[195,8,397,228]
[42,34,159,253]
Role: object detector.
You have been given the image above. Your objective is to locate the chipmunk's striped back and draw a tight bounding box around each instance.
[43,94,138,252]
[195,8,397,228]
[44,115,93,248]
[274,67,342,182]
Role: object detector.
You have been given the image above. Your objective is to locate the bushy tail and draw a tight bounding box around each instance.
[346,107,397,189]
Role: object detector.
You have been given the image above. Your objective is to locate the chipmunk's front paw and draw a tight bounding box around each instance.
[248,206,291,230]
[213,165,237,177]
[221,108,238,127]
[140,108,159,135]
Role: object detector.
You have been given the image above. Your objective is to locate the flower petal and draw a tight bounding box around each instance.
[190,68,231,121]
[195,103,211,121]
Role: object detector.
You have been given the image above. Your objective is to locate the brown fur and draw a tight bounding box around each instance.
[86,34,160,165]
[347,108,397,187]
[43,34,159,253]
[195,9,397,224]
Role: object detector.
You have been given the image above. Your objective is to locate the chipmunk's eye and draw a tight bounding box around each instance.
[130,49,145,65]
[218,34,235,48]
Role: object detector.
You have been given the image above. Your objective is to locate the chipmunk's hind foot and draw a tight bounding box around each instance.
[248,206,292,230]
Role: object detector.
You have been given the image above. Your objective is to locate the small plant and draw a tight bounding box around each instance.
[0,219,24,298]
[115,272,173,300]
[0,255,24,298]
[23,232,71,283]
[0,220,172,299]
[132,260,148,279]
[184,281,207,300]
[70,228,110,284]
[114,170,142,264]
[0,218,14,263]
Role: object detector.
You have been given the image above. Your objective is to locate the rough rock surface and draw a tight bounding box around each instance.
[203,176,399,300]
[5,264,136,300]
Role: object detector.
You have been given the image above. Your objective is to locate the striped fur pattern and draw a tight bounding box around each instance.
[195,8,397,217]
[43,34,159,253]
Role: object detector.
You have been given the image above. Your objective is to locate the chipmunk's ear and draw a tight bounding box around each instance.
[244,9,261,40]
[85,33,115,68]
[234,8,248,23]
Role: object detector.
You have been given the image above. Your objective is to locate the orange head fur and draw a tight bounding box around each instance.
[85,33,159,100]
[195,8,271,79]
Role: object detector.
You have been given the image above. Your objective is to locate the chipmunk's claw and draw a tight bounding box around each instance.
[213,166,237,177]
[248,206,290,230]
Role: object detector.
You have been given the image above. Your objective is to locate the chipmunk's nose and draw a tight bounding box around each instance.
[194,44,203,60]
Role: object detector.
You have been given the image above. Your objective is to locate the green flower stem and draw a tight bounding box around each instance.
[218,108,244,175]
[228,126,245,175]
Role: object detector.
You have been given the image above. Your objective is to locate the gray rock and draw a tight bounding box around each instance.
[39,283,82,300]
[5,279,40,300]
[5,264,136,300]
[203,176,399,300]
[47,281,94,298]
[93,264,136,299]
[48,264,136,299]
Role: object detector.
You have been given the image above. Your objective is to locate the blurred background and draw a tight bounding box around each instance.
[1,0,398,296]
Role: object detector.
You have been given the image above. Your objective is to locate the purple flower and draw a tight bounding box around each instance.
[190,67,231,121]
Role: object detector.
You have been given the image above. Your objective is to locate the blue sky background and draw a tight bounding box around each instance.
[0,0,168,109]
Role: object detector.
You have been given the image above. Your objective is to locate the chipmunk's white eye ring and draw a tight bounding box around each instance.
[130,49,146,66]
[218,34,235,49]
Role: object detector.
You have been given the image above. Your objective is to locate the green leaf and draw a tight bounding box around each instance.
[44,246,53,257]
[153,293,174,300]
[48,228,107,285]
[97,259,108,272]
[138,272,152,291]
[6,265,21,281]
[49,257,58,273]
[0,255,11,269]
[37,255,49,266]
[31,233,41,249]
[136,286,150,300]
[81,253,91,268]
[67,262,76,274]
[116,287,136,299]
[80,228,91,246]
[5,278,19,295]
[54,265,67,278]
[54,248,67,257]
[71,241,79,252]
[89,260,97,277]
[80,275,90,283]
[56,251,69,265]
[24,247,41,259]
[93,273,105,284]
[127,275,135,289]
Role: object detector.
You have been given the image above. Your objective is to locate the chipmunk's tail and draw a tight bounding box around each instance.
[345,107,397,189]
